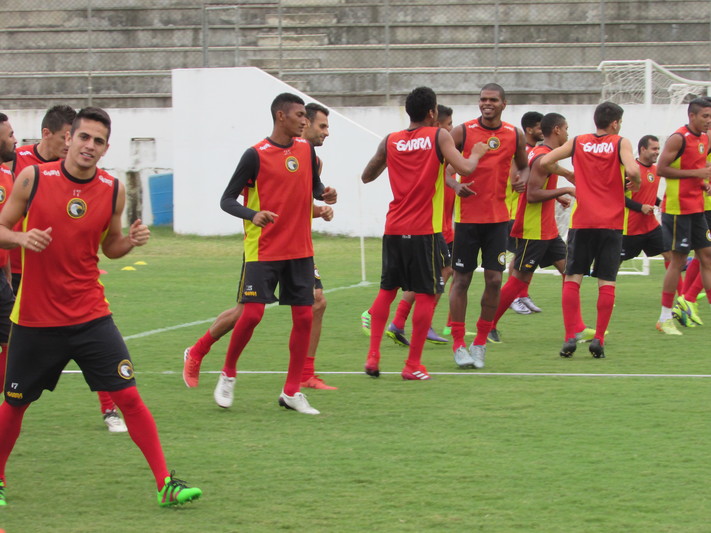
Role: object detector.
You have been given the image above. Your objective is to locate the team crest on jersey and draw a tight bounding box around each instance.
[497,252,506,265]
[0,186,6,204]
[487,136,501,150]
[699,143,706,155]
[117,359,134,380]
[285,156,299,172]
[67,198,87,218]
[647,172,655,183]
[707,230,711,241]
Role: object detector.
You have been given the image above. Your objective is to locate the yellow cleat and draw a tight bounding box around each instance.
[656,318,682,336]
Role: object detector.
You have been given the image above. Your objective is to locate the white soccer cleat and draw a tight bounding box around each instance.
[518,296,542,313]
[214,372,236,408]
[103,410,128,433]
[469,343,486,369]
[278,390,320,415]
[453,345,475,368]
[510,297,532,315]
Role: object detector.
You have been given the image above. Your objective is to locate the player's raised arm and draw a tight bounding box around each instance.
[361,137,388,183]
[539,138,574,174]
[620,137,641,189]
[0,166,52,251]
[101,180,150,259]
[527,155,575,204]
[438,128,487,177]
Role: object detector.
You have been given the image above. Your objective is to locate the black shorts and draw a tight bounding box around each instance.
[436,233,452,269]
[314,263,323,291]
[565,228,623,282]
[380,234,444,294]
[512,236,567,272]
[506,219,518,253]
[452,221,509,273]
[621,226,667,260]
[662,212,711,253]
[238,257,315,306]
[3,315,136,406]
[0,274,15,344]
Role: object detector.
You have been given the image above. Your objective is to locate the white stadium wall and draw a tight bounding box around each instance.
[3,68,688,235]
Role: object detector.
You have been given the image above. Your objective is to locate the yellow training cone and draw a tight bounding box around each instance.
[121,266,136,271]
[134,261,147,265]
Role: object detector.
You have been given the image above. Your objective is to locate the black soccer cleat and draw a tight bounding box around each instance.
[589,338,605,359]
[559,338,577,358]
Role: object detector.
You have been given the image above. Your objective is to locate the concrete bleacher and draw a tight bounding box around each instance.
[0,0,709,108]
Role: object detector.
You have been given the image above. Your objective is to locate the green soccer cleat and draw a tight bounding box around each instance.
[656,318,682,336]
[487,328,502,343]
[360,310,371,337]
[442,325,452,336]
[684,298,703,326]
[157,472,202,507]
[0,479,6,507]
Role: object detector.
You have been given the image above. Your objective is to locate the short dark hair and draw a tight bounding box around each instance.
[638,134,659,153]
[305,102,329,122]
[42,105,76,133]
[437,104,453,121]
[405,87,437,122]
[271,93,305,121]
[0,113,8,125]
[593,101,624,129]
[540,113,566,137]
[480,83,505,100]
[688,97,711,116]
[521,111,544,130]
[71,107,111,139]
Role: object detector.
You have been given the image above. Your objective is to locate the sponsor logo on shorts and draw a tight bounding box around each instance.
[67,198,87,218]
[455,259,464,267]
[707,230,711,241]
[314,266,321,279]
[497,252,506,265]
[6,391,22,399]
[285,156,299,172]
[243,291,257,296]
[0,186,5,203]
[486,136,501,150]
[117,359,134,380]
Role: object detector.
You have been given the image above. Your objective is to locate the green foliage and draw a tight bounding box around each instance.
[1,231,708,532]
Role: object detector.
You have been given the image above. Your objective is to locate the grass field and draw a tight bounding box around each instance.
[1,228,709,533]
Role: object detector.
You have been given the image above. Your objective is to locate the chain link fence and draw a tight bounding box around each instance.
[0,0,709,108]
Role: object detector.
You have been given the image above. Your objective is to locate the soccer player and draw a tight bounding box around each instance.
[620,135,669,264]
[366,104,456,346]
[0,107,201,507]
[448,83,529,369]
[655,98,711,335]
[183,102,337,391]
[508,111,545,315]
[13,104,126,433]
[362,87,487,380]
[213,93,337,415]
[0,114,17,393]
[488,113,576,342]
[540,101,640,358]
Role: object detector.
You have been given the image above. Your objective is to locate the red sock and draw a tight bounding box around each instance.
[97,390,116,413]
[0,402,30,481]
[110,386,168,489]
[301,356,316,382]
[451,321,466,350]
[191,329,220,361]
[661,291,675,309]
[473,318,493,346]
[405,294,435,368]
[562,281,582,339]
[368,289,398,358]
[283,305,313,396]
[494,276,528,327]
[222,303,265,378]
[0,343,6,394]
[596,285,615,343]
[392,299,412,330]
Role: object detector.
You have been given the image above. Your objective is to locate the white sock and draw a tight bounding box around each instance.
[659,306,673,322]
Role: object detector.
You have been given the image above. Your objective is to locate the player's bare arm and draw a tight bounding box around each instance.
[0,166,52,251]
[620,137,641,190]
[510,128,529,191]
[102,181,150,259]
[539,138,574,174]
[320,186,337,204]
[445,163,475,197]
[658,133,711,180]
[527,157,576,204]
[361,138,387,183]
[313,204,334,221]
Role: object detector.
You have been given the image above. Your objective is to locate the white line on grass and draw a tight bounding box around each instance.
[122,280,376,341]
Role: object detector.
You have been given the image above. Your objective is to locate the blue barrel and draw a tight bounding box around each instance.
[148,173,173,225]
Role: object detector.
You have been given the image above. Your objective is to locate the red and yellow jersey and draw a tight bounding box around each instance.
[384,127,444,235]
[12,161,118,327]
[624,161,661,236]
[242,137,315,262]
[505,143,535,221]
[706,150,711,212]
[569,133,626,230]
[511,145,559,240]
[661,125,709,215]
[11,143,59,276]
[0,165,14,266]
[454,118,518,224]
